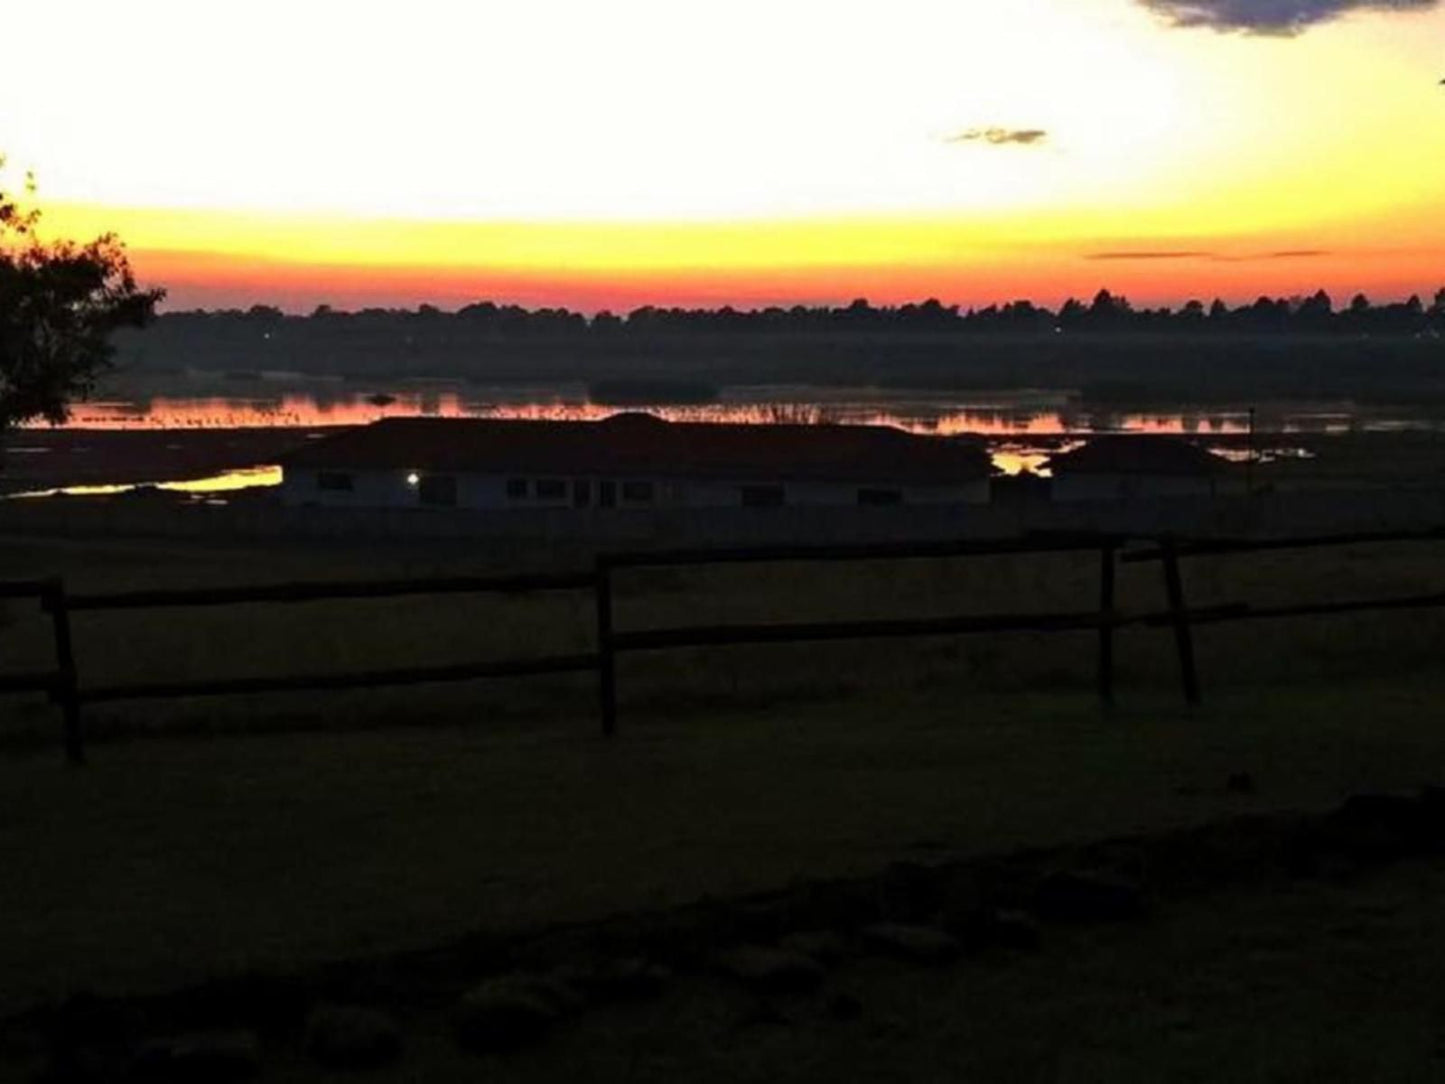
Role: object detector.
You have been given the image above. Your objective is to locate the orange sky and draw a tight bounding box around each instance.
[8,0,1445,312]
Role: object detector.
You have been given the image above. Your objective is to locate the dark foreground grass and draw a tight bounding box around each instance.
[258,855,1445,1084]
[4,676,1445,1015]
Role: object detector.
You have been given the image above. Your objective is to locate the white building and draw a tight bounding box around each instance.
[279,414,994,510]
[1048,435,1231,502]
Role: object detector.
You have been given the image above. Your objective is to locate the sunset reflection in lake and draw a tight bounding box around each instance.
[44,389,1276,442]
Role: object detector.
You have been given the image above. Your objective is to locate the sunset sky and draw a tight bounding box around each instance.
[7,0,1445,312]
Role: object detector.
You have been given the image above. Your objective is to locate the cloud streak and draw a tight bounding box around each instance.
[946,127,1048,147]
[1138,0,1438,36]
[1086,249,1332,261]
[1087,251,1212,260]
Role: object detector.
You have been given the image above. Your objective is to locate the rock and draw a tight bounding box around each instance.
[1325,793,1429,859]
[779,930,850,965]
[825,991,864,1021]
[736,999,792,1029]
[779,881,882,932]
[131,1030,261,1082]
[303,1005,402,1070]
[1226,772,1256,795]
[716,946,826,994]
[567,959,669,1003]
[453,976,574,1054]
[1034,871,1146,923]
[878,861,945,922]
[950,907,1041,952]
[989,910,1042,950]
[1419,786,1445,838]
[859,924,961,964]
[524,975,586,1017]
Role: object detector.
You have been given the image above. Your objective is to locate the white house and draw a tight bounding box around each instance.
[278,413,994,510]
[1047,435,1231,502]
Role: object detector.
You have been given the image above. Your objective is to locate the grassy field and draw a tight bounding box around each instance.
[2,528,1444,743]
[2,529,1444,1019]
[4,675,1445,1014]
[203,851,1445,1084]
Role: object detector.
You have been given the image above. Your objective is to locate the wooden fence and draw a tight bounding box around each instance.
[3,528,1444,764]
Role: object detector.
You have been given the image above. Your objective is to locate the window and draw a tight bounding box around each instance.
[417,474,458,507]
[622,480,655,503]
[857,487,903,506]
[316,472,354,492]
[506,477,528,500]
[599,480,617,508]
[535,479,566,500]
[740,485,785,508]
[573,479,591,507]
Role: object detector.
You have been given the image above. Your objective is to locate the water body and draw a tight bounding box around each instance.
[54,382,1375,438]
[22,380,1414,497]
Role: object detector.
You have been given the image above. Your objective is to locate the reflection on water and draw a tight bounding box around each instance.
[43,389,1293,437]
[7,466,283,501]
[16,387,1357,490]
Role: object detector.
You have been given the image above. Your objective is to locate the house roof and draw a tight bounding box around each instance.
[1047,435,1229,477]
[281,414,994,485]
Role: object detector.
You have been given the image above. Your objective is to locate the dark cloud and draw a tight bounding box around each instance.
[1084,249,1332,261]
[946,128,1048,146]
[1087,251,1212,260]
[1138,0,1438,36]
[1213,249,1334,262]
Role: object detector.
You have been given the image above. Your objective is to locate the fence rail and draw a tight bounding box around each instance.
[3,527,1444,764]
[1121,527,1445,564]
[77,654,602,706]
[64,571,598,611]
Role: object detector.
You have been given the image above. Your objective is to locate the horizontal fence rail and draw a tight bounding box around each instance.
[1143,593,1445,627]
[1122,527,1445,564]
[0,672,57,695]
[603,532,1125,571]
[2,570,600,764]
[3,526,1444,764]
[65,571,598,611]
[611,609,1112,653]
[0,579,51,600]
[78,654,601,705]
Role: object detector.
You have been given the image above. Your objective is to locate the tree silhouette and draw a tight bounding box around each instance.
[1,157,163,431]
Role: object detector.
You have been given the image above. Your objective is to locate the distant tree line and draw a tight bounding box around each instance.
[167,287,1445,338]
[112,287,1445,405]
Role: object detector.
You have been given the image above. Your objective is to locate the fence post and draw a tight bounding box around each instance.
[1097,541,1116,708]
[43,578,84,764]
[1159,537,1201,706]
[595,557,617,737]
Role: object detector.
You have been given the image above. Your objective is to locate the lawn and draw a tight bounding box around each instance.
[4,676,1445,1015]
[257,852,1445,1084]
[2,528,1445,1017]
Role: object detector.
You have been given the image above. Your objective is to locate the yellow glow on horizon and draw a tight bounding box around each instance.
[8,0,1445,308]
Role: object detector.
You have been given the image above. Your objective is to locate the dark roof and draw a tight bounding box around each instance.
[281,415,993,485]
[1047,436,1229,477]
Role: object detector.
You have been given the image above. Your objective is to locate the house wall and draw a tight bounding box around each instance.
[280,468,990,510]
[1051,473,1218,503]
